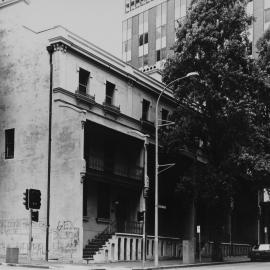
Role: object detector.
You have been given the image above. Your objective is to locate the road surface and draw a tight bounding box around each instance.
[1,262,270,270]
[169,262,270,270]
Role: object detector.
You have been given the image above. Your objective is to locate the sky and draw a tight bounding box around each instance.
[26,0,123,58]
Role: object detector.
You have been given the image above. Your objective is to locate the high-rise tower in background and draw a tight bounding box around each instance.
[122,0,270,80]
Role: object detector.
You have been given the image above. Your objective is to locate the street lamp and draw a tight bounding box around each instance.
[127,129,149,268]
[154,72,199,267]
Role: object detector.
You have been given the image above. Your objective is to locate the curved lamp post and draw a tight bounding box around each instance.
[127,129,149,268]
[154,72,199,267]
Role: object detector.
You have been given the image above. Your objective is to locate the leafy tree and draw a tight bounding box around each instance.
[162,0,270,255]
[257,27,270,75]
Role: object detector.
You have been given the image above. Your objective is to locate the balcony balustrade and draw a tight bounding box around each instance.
[87,156,143,181]
[75,90,95,106]
[102,101,121,117]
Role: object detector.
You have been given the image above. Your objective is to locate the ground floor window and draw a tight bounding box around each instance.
[97,183,110,219]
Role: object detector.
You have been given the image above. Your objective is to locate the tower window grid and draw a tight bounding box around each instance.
[125,0,154,13]
[138,10,149,68]
[156,2,167,64]
[122,18,132,62]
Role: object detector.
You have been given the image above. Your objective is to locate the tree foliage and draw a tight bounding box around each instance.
[162,0,270,206]
[257,27,270,75]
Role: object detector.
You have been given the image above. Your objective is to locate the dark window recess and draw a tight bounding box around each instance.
[144,32,148,44]
[142,99,150,121]
[97,183,110,219]
[105,81,115,105]
[139,34,144,46]
[79,68,90,94]
[139,33,148,46]
[161,108,169,123]
[156,50,161,62]
[5,128,14,159]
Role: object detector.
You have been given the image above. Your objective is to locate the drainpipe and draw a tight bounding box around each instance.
[46,45,54,261]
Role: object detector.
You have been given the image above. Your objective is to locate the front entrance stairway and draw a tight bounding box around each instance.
[83,230,113,261]
[83,221,182,263]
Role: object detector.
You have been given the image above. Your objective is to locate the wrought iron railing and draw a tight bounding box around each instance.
[87,156,143,181]
[88,156,104,171]
[102,220,143,235]
[116,220,143,235]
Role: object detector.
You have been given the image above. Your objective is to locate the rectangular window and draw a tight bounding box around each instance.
[5,128,14,159]
[156,50,161,62]
[161,108,169,123]
[79,68,90,94]
[142,99,150,121]
[144,32,148,44]
[131,0,135,10]
[125,0,130,12]
[139,34,144,46]
[143,54,148,66]
[97,183,110,219]
[105,81,115,105]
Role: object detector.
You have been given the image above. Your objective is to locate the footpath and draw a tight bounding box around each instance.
[0,256,250,270]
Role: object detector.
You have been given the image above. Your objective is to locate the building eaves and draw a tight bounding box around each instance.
[44,26,175,104]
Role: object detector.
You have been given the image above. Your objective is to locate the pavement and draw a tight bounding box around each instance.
[0,256,251,270]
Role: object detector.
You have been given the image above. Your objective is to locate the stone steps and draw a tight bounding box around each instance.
[83,232,113,259]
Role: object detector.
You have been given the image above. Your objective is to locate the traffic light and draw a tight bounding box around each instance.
[31,211,39,222]
[137,211,144,222]
[29,189,41,209]
[23,189,29,210]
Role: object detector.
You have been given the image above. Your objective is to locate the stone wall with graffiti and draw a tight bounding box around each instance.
[0,218,46,258]
[50,220,80,260]
[0,218,81,261]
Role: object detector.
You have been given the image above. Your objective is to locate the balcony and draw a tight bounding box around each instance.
[87,156,143,184]
[102,102,121,117]
[75,90,95,106]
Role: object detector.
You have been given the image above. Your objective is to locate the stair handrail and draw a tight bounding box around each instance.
[101,220,117,235]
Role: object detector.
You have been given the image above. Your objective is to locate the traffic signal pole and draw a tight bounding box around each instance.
[28,208,32,262]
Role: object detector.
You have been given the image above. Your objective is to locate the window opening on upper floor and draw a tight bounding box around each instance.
[142,99,150,121]
[105,81,116,105]
[161,108,169,123]
[5,128,14,159]
[79,68,90,94]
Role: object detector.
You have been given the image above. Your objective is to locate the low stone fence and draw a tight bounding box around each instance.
[201,242,251,258]
[93,233,181,262]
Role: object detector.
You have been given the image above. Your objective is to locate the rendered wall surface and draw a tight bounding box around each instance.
[0,2,50,259]
[0,3,175,262]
